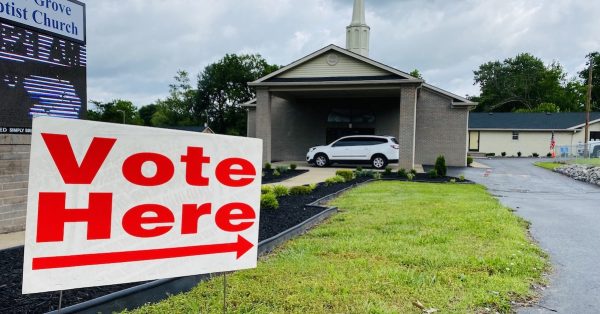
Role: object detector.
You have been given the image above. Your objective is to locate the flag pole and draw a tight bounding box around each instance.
[584,58,593,158]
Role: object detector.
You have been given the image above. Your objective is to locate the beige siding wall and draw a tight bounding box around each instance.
[278,53,390,78]
[477,131,574,156]
[475,122,600,156]
[415,89,469,167]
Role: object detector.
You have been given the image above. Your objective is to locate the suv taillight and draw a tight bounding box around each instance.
[391,144,399,149]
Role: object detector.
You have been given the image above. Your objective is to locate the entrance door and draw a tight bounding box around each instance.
[469,131,480,152]
[326,128,375,144]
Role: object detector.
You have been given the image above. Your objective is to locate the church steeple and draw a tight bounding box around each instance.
[346,0,370,57]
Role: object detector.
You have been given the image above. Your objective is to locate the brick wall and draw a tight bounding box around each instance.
[415,89,469,167]
[0,135,30,234]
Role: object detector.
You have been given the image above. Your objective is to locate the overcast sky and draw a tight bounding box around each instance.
[80,0,600,107]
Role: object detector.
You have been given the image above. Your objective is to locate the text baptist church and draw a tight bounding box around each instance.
[0,0,80,36]
[245,0,477,168]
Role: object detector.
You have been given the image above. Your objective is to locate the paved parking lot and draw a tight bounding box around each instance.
[450,159,600,313]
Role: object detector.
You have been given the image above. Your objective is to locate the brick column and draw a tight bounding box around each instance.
[255,89,272,164]
[399,86,417,170]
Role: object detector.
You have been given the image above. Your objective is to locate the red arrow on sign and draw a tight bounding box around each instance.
[32,235,254,270]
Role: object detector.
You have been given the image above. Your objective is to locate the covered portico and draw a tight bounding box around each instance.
[245,45,476,168]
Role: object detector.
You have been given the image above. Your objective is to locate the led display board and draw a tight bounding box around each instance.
[0,0,86,134]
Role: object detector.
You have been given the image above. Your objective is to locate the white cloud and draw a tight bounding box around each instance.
[80,0,600,106]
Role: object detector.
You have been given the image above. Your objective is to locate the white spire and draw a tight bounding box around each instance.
[346,0,370,57]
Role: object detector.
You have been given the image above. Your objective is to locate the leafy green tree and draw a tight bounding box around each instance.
[138,104,157,126]
[196,54,280,135]
[409,69,423,79]
[579,52,600,110]
[514,102,560,113]
[151,71,198,127]
[87,99,142,125]
[473,53,576,112]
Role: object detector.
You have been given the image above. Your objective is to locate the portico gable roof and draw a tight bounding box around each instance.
[249,45,422,86]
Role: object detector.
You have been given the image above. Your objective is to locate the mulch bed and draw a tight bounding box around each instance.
[381,173,472,183]
[0,177,369,313]
[262,169,308,184]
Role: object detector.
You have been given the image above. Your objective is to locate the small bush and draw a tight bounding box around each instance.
[290,185,314,195]
[407,173,415,181]
[384,167,392,175]
[261,185,272,194]
[547,152,553,157]
[459,175,466,182]
[372,172,382,180]
[273,169,281,177]
[264,163,272,170]
[485,153,496,157]
[290,164,297,170]
[517,151,522,157]
[467,156,474,166]
[532,153,539,158]
[450,178,457,183]
[397,168,408,178]
[354,169,370,178]
[434,155,447,177]
[410,169,418,176]
[260,193,279,210]
[276,166,288,174]
[501,152,507,157]
[428,169,439,178]
[272,185,289,197]
[335,170,355,182]
[356,166,363,172]
[325,175,346,186]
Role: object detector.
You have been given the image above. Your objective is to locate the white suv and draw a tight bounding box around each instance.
[306,135,399,169]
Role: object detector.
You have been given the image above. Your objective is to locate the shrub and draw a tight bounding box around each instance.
[372,172,382,180]
[290,185,314,195]
[261,185,272,194]
[290,164,297,170]
[459,175,466,182]
[467,156,474,166]
[273,169,281,177]
[354,169,370,177]
[434,155,447,177]
[276,165,288,174]
[428,169,439,178]
[532,153,539,157]
[501,152,507,157]
[384,167,392,175]
[517,151,522,157]
[325,175,346,186]
[264,163,272,170]
[335,170,355,182]
[397,168,408,178]
[407,173,415,181]
[356,166,363,172]
[272,185,289,197]
[485,153,496,157]
[547,152,553,157]
[260,193,279,210]
[450,178,457,183]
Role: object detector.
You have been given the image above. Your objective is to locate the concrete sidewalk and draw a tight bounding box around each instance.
[0,230,24,250]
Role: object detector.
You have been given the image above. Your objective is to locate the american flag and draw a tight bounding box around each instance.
[550,132,556,150]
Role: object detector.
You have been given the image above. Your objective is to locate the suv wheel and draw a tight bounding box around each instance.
[314,154,329,167]
[371,155,387,169]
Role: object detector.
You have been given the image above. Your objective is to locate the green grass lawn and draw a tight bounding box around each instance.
[534,161,563,171]
[128,182,547,314]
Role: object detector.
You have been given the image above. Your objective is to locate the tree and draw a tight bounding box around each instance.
[579,52,600,110]
[473,53,577,112]
[196,54,280,135]
[87,99,142,125]
[138,104,157,126]
[409,69,423,79]
[151,71,198,127]
[514,102,560,113]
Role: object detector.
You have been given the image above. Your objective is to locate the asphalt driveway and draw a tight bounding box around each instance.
[449,159,600,313]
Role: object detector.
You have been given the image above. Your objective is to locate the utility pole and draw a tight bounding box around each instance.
[584,59,593,157]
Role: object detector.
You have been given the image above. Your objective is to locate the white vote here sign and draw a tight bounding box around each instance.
[22,117,262,293]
